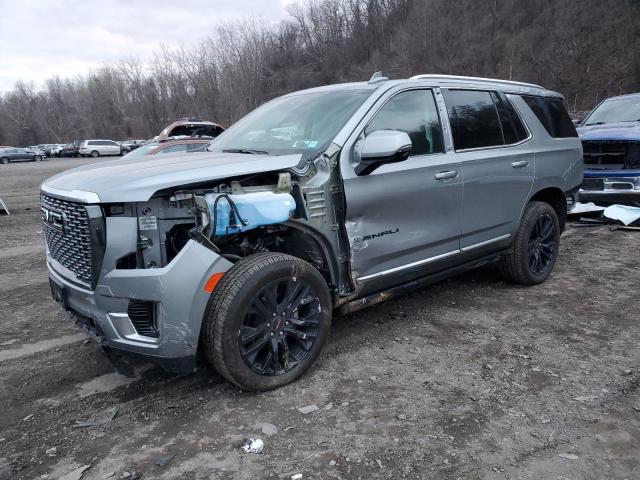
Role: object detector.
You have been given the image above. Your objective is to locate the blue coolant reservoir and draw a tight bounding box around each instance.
[204,191,296,236]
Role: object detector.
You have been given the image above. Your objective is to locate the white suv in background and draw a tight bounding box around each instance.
[79,140,122,157]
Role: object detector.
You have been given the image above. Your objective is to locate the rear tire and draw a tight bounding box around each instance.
[34,155,42,162]
[0,157,8,165]
[500,201,560,285]
[202,253,332,391]
[90,150,99,158]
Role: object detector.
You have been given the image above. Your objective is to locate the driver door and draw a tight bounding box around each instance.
[341,87,463,294]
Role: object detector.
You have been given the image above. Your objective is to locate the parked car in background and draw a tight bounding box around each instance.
[51,144,66,157]
[153,119,224,142]
[122,138,211,160]
[577,92,640,204]
[119,139,146,153]
[61,141,83,157]
[41,74,581,390]
[79,139,123,157]
[0,147,45,164]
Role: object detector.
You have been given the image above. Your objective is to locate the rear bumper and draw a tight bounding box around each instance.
[47,239,232,372]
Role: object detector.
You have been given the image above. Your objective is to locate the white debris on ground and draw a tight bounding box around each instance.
[241,437,264,454]
[603,204,640,225]
[569,202,606,214]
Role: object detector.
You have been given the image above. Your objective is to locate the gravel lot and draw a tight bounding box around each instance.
[0,158,639,480]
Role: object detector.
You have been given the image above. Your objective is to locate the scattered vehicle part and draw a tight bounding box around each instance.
[603,204,640,225]
[568,202,606,215]
[0,197,9,215]
[59,464,91,480]
[241,437,264,454]
[73,406,119,428]
[298,404,320,414]
[577,92,640,205]
[40,74,582,391]
[152,452,176,467]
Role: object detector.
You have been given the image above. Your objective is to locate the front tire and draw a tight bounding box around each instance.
[34,155,42,162]
[500,201,560,285]
[0,157,8,164]
[202,253,332,391]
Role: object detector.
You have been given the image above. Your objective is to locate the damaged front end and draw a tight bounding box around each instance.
[579,140,640,205]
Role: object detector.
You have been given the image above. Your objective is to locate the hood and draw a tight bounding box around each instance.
[577,121,640,141]
[42,151,303,203]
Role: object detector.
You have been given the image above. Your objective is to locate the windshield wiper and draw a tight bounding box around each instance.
[222,148,269,155]
[585,121,607,126]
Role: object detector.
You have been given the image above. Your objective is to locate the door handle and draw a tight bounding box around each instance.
[434,170,459,181]
[511,160,529,168]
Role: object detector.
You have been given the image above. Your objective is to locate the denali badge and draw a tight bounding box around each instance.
[353,228,399,243]
[42,207,67,233]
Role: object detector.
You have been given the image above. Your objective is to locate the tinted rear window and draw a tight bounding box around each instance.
[521,95,577,138]
[442,89,503,150]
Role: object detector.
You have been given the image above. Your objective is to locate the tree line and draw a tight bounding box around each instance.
[1,0,638,147]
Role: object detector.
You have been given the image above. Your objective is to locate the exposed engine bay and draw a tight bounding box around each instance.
[103,144,352,297]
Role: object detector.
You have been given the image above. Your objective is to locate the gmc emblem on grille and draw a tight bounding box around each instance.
[42,207,67,233]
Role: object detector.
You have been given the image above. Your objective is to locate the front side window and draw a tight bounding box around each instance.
[443,89,503,150]
[521,95,577,138]
[582,96,640,125]
[210,90,373,158]
[365,89,444,156]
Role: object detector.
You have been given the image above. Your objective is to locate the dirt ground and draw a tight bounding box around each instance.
[0,158,639,480]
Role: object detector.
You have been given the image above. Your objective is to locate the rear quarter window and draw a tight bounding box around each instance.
[521,95,577,138]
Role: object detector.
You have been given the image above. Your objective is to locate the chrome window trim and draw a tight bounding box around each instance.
[41,183,101,204]
[443,89,533,153]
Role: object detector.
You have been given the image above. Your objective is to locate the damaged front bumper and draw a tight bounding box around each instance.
[47,236,232,373]
[578,170,640,205]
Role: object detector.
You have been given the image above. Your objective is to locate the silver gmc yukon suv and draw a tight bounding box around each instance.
[41,75,582,390]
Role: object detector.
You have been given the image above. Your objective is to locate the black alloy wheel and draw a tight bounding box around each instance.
[203,252,332,391]
[528,213,556,276]
[239,278,321,376]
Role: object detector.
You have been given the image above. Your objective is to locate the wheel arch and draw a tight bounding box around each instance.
[528,187,567,231]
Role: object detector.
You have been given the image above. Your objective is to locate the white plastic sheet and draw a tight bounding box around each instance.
[569,202,606,215]
[603,204,640,225]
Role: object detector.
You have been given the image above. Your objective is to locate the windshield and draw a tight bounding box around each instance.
[584,97,640,125]
[209,89,373,156]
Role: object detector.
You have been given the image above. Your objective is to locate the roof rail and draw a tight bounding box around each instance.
[409,74,543,89]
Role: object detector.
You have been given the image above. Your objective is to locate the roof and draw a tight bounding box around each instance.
[600,92,640,101]
[287,74,559,98]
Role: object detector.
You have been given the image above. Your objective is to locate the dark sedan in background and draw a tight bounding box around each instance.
[0,147,45,164]
[577,92,640,205]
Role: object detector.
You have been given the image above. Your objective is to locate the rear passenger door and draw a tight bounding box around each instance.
[442,89,534,250]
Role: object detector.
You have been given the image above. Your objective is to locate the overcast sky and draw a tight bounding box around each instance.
[0,0,294,92]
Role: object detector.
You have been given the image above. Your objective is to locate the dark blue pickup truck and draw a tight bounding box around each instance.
[577,93,640,205]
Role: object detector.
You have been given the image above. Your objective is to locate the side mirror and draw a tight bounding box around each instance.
[355,130,412,175]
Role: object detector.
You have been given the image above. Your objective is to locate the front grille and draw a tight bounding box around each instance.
[41,194,94,285]
[582,140,640,169]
